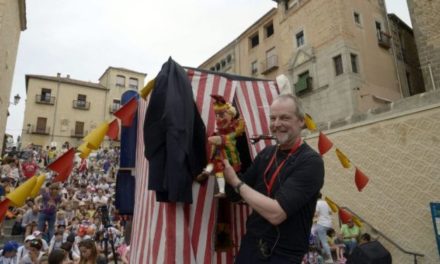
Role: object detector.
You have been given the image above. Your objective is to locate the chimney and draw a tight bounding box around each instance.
[57,73,61,78]
[66,74,70,79]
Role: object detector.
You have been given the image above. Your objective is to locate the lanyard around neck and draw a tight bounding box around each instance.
[263,137,302,196]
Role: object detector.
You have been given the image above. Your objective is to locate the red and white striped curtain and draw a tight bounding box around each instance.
[130,69,279,264]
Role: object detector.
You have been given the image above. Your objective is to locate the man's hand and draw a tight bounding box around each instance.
[223,159,240,186]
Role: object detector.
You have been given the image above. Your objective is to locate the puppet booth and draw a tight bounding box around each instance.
[128,58,279,263]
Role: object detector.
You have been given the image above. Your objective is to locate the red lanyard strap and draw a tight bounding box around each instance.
[263,138,302,196]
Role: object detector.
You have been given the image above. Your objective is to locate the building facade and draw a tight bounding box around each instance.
[200,0,421,125]
[406,0,440,92]
[0,0,26,153]
[387,13,425,97]
[21,68,146,149]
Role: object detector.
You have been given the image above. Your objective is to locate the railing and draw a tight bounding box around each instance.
[29,125,50,135]
[72,100,90,110]
[261,55,279,74]
[340,206,424,264]
[109,104,120,113]
[70,129,87,138]
[35,94,55,105]
[377,31,391,49]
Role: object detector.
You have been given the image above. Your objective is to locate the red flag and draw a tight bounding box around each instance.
[339,208,353,224]
[0,199,10,223]
[113,96,138,127]
[355,167,369,192]
[107,119,119,140]
[318,132,333,155]
[53,160,74,183]
[47,148,75,174]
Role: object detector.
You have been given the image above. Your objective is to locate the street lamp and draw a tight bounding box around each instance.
[11,94,21,105]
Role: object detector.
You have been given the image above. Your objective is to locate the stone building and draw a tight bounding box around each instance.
[387,13,425,97]
[21,68,146,149]
[406,0,440,92]
[199,0,422,125]
[0,0,26,153]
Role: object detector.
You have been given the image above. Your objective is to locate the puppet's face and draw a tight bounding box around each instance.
[215,110,233,130]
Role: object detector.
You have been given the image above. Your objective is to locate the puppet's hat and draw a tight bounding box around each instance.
[211,94,236,116]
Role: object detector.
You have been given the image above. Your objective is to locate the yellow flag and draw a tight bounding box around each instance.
[7,176,38,207]
[30,174,46,198]
[77,142,91,159]
[335,148,351,168]
[325,196,339,213]
[140,78,155,99]
[304,113,317,131]
[353,215,363,227]
[83,122,109,150]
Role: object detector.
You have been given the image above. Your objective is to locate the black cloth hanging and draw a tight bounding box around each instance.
[144,57,206,203]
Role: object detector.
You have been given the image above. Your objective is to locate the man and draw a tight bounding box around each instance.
[0,241,19,264]
[22,205,40,237]
[20,155,39,179]
[223,94,324,263]
[341,219,361,254]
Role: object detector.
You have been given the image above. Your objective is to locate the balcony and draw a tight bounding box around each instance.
[29,125,50,135]
[109,104,121,113]
[72,100,90,110]
[377,31,391,49]
[261,55,279,75]
[36,94,55,105]
[71,129,87,138]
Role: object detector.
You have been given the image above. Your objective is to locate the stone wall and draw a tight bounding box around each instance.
[305,90,440,263]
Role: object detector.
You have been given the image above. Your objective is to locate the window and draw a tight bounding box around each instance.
[250,33,259,48]
[36,117,47,133]
[285,0,299,10]
[375,21,383,38]
[210,67,216,71]
[333,55,343,76]
[116,75,125,87]
[350,53,359,73]
[113,99,120,109]
[265,22,274,38]
[77,94,86,107]
[295,71,311,94]
[41,88,51,102]
[353,12,361,25]
[406,71,412,94]
[251,61,258,75]
[296,31,305,47]
[75,121,84,135]
[129,78,138,89]
[266,48,277,69]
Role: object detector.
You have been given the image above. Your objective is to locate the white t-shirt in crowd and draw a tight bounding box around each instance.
[315,199,333,228]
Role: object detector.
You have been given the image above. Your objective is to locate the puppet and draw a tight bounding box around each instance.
[197,95,245,198]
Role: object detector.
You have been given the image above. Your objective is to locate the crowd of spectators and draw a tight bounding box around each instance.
[0,143,130,264]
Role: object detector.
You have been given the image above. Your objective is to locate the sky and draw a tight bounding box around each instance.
[6,0,412,140]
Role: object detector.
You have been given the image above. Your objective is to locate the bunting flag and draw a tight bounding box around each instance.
[355,167,369,192]
[304,113,317,131]
[318,132,333,155]
[6,176,38,207]
[107,119,119,140]
[83,122,109,150]
[53,160,74,183]
[335,148,351,168]
[47,148,75,174]
[114,96,138,127]
[0,199,10,222]
[30,174,46,198]
[352,215,363,228]
[325,196,339,213]
[140,79,155,99]
[339,208,353,224]
[77,142,92,159]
